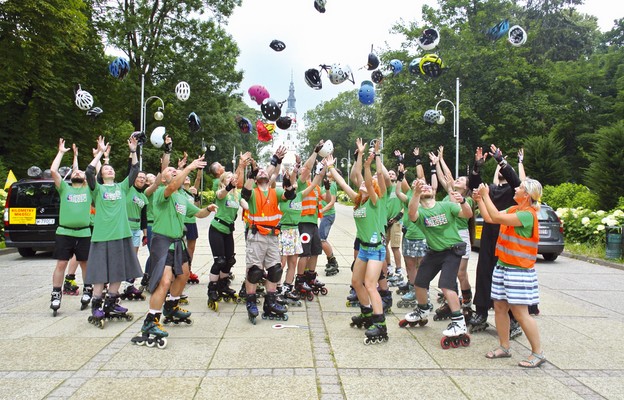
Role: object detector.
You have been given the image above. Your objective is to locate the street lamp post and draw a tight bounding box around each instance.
[340,154,351,187]
[433,78,460,177]
[139,74,165,170]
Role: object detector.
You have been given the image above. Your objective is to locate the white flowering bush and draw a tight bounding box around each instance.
[557,206,624,245]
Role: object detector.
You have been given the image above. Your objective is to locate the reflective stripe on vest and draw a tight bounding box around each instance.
[249,187,282,235]
[495,206,539,269]
[301,183,323,218]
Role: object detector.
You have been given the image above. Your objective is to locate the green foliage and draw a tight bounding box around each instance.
[543,183,599,210]
[0,189,6,242]
[522,134,570,185]
[336,190,354,206]
[556,207,624,245]
[200,189,216,205]
[585,121,624,210]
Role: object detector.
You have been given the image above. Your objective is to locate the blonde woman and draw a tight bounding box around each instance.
[476,178,545,368]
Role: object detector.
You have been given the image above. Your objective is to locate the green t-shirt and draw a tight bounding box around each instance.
[297,177,320,224]
[90,177,132,242]
[378,189,388,231]
[321,182,338,216]
[353,198,384,247]
[146,192,155,225]
[182,189,197,224]
[126,186,148,230]
[385,183,403,221]
[498,210,535,268]
[212,179,219,192]
[401,192,425,240]
[413,201,462,251]
[279,192,302,226]
[442,194,473,230]
[152,186,200,239]
[210,190,240,234]
[56,180,92,238]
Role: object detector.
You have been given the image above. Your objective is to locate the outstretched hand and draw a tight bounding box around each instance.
[58,138,69,153]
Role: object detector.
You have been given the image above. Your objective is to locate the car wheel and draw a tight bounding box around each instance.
[17,248,36,257]
[542,253,558,261]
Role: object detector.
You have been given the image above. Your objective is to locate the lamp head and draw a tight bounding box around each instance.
[209,144,216,152]
[154,107,164,121]
[436,114,445,124]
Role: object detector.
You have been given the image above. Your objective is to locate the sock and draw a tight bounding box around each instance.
[451,310,462,318]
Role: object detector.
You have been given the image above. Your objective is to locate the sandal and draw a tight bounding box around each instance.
[518,352,546,368]
[485,346,512,359]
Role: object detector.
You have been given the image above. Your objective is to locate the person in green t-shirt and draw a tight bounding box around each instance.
[320,173,338,276]
[49,138,93,316]
[403,178,473,342]
[325,145,390,345]
[85,135,142,327]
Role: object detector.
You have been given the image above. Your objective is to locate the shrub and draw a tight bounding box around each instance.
[200,190,216,205]
[556,207,624,245]
[543,183,599,210]
[336,190,354,206]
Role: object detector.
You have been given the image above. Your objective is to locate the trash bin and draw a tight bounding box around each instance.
[606,226,622,259]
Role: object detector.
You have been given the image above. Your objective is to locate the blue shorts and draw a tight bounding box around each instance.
[319,214,336,241]
[357,245,386,262]
[131,229,142,248]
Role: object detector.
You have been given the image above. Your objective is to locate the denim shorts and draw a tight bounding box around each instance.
[319,214,336,241]
[131,229,142,248]
[357,245,387,262]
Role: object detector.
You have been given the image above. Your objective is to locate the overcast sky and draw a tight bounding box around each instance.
[226,0,623,128]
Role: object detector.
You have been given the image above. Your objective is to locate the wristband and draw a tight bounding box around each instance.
[415,155,422,166]
[431,168,437,174]
[270,155,279,167]
[328,165,335,170]
[374,153,380,157]
[225,182,235,191]
[129,150,136,153]
[460,197,466,204]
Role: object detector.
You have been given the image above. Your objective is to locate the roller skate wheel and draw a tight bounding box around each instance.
[132,337,146,346]
[461,335,471,347]
[450,338,459,348]
[282,314,289,321]
[126,313,134,321]
[306,293,314,302]
[157,338,168,349]
[364,338,372,345]
[146,339,156,348]
[320,287,328,295]
[440,337,451,349]
[398,319,408,328]
[184,319,193,326]
[249,317,256,325]
[52,310,58,317]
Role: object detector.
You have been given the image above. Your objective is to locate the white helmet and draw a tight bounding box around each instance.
[175,81,191,101]
[318,140,334,158]
[508,25,527,46]
[418,28,440,51]
[150,126,166,148]
[328,64,354,85]
[75,89,94,111]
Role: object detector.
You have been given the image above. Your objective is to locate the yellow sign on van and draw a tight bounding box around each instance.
[10,208,36,224]
[475,225,483,240]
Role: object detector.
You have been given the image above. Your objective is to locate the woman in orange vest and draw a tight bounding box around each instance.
[475,178,545,368]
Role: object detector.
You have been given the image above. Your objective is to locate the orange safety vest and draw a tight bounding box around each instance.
[248,187,282,235]
[301,182,324,219]
[495,206,539,269]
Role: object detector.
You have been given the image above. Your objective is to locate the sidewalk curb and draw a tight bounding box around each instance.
[561,251,624,271]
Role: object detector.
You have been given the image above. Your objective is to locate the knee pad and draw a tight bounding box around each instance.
[247,265,264,284]
[227,254,236,268]
[266,264,283,283]
[210,256,227,275]
[222,255,236,274]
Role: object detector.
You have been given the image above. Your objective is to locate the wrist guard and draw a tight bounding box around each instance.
[163,142,172,154]
[225,182,235,191]
[414,155,422,166]
[397,170,405,181]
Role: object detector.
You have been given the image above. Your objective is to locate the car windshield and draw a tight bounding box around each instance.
[10,182,59,209]
[537,207,557,222]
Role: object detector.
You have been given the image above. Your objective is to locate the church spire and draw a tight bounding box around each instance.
[286,70,296,115]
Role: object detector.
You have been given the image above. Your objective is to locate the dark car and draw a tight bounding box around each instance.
[3,176,60,257]
[473,203,564,261]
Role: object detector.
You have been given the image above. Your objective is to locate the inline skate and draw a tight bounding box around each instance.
[138,273,150,292]
[467,313,489,333]
[440,316,470,349]
[379,289,392,314]
[398,305,429,328]
[510,319,523,339]
[397,288,417,309]
[88,297,105,329]
[50,289,62,317]
[246,293,259,325]
[305,270,328,296]
[103,293,134,322]
[179,293,189,305]
[280,283,302,307]
[295,275,315,301]
[80,284,93,310]
[187,269,200,284]
[433,302,452,321]
[262,292,289,321]
[163,298,192,325]
[387,269,404,287]
[218,278,238,302]
[120,283,145,301]
[350,305,373,329]
[325,256,339,276]
[346,286,360,308]
[364,314,389,345]
[63,274,79,295]
[396,282,413,296]
[131,313,168,349]
[207,281,220,311]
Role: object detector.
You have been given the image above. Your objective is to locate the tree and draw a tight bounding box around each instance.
[522,133,570,185]
[585,121,624,210]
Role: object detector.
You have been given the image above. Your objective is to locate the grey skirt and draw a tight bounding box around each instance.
[85,238,143,284]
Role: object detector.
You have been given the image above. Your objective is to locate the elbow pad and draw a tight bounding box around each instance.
[284,188,296,200]
[241,187,252,201]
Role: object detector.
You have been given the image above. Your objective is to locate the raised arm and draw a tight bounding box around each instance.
[51,138,70,188]
[395,165,409,203]
[477,183,522,226]
[517,148,526,181]
[490,144,521,189]
[408,179,423,222]
[326,155,357,200]
[468,147,487,190]
[350,138,365,188]
[300,141,323,182]
[164,156,207,198]
[365,152,378,205]
[161,135,172,173]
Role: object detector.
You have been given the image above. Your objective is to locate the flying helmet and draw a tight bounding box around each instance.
[358,81,375,105]
[417,28,440,51]
[508,25,527,46]
[276,116,292,130]
[408,58,422,75]
[486,19,510,41]
[108,57,130,79]
[314,0,326,13]
[86,107,103,120]
[389,59,403,75]
[248,84,270,105]
[150,126,166,148]
[260,98,282,121]
[130,130,147,146]
[419,54,445,78]
[188,112,201,133]
[366,45,380,70]
[256,120,273,142]
[318,140,334,158]
[423,109,442,124]
[175,81,190,101]
[236,116,252,133]
[328,63,354,85]
[270,39,286,52]
[371,70,384,84]
[304,68,323,90]
[75,87,94,111]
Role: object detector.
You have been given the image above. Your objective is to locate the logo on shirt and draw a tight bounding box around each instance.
[66,193,88,203]
[132,195,146,208]
[174,201,187,216]
[424,213,449,227]
[225,199,239,209]
[102,190,122,201]
[353,207,366,218]
[289,201,302,210]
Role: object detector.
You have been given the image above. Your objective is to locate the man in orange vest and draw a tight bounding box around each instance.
[241,150,296,324]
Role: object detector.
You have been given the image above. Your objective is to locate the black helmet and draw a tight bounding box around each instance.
[314,0,326,13]
[261,98,282,121]
[366,46,379,70]
[86,107,103,120]
[276,116,292,130]
[188,112,201,133]
[371,70,384,84]
[131,130,147,145]
[236,116,252,133]
[270,39,286,52]
[304,68,322,90]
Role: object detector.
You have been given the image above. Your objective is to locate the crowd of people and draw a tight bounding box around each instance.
[48,134,545,367]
